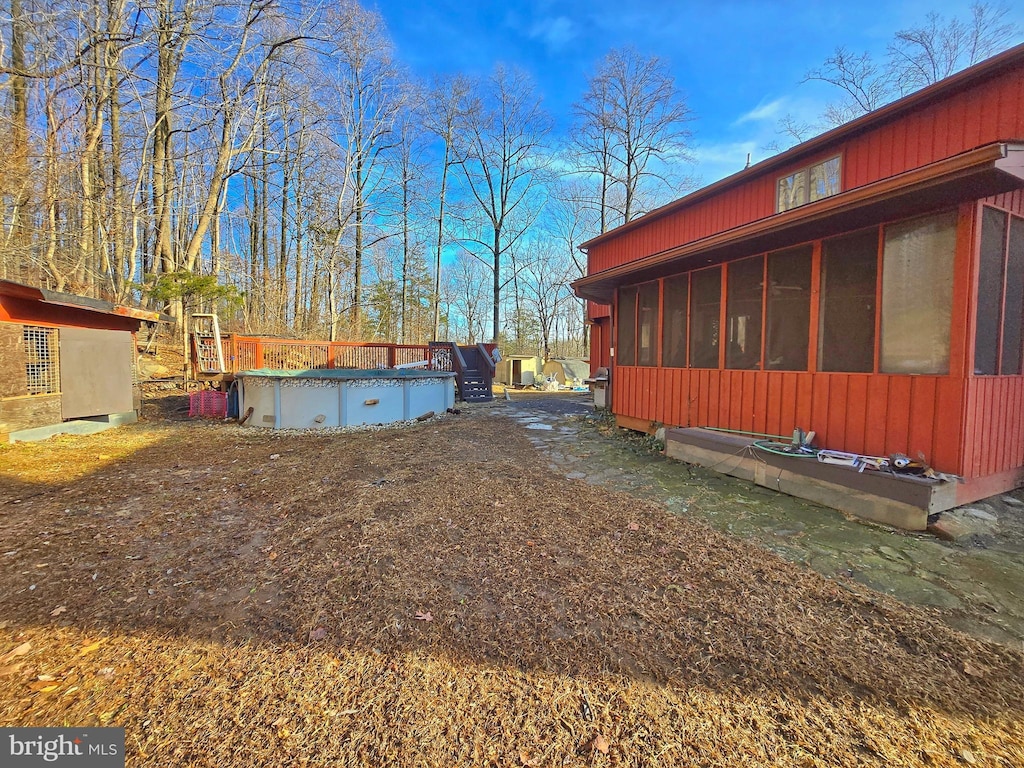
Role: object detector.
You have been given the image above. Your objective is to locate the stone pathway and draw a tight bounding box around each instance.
[501,392,1024,649]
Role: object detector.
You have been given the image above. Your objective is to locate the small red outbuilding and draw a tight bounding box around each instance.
[0,280,168,441]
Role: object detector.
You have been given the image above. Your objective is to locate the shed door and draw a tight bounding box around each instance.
[59,327,134,419]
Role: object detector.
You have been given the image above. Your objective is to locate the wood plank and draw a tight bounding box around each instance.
[741,371,756,435]
[753,371,769,436]
[886,376,913,455]
[826,375,849,449]
[864,375,890,458]
[907,377,937,466]
[796,373,814,437]
[845,375,868,456]
[780,373,798,436]
[932,377,963,474]
[811,375,831,448]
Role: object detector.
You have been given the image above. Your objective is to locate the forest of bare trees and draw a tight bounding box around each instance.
[1,0,1019,357]
[0,0,696,358]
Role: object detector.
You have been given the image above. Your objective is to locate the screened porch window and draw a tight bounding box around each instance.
[880,211,957,375]
[689,267,721,368]
[819,229,878,373]
[662,274,688,368]
[637,282,659,366]
[974,207,1024,375]
[617,286,638,366]
[726,257,764,369]
[765,245,812,370]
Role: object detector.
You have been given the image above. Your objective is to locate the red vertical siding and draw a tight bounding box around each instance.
[587,61,1024,276]
[612,366,966,472]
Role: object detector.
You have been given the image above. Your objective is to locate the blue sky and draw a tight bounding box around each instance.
[376,0,1024,185]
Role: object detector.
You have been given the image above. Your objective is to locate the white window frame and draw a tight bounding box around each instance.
[776,155,842,213]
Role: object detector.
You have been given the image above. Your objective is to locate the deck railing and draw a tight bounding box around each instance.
[207,335,435,376]
[192,334,497,381]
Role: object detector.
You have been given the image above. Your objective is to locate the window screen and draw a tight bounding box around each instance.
[689,267,721,368]
[765,245,812,371]
[23,326,60,394]
[975,207,1008,375]
[819,229,878,373]
[617,286,637,366]
[637,282,659,366]
[662,274,688,368]
[881,211,957,375]
[1002,216,1024,375]
[726,257,764,369]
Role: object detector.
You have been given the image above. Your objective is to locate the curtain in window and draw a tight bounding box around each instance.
[881,211,957,375]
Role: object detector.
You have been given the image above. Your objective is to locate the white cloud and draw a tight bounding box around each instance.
[689,140,764,185]
[528,16,579,50]
[733,97,788,125]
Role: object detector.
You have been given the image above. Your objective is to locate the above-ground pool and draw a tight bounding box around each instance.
[237,369,457,429]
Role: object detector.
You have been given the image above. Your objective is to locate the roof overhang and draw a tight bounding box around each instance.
[572,142,1024,304]
[0,280,174,323]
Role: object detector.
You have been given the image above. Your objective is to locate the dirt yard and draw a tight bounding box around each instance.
[1,396,1022,767]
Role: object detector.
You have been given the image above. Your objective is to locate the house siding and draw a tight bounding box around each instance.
[587,62,1024,276]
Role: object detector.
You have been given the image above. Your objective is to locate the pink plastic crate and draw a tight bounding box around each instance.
[189,390,228,419]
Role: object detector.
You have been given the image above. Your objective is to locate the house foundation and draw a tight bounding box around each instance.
[664,427,961,530]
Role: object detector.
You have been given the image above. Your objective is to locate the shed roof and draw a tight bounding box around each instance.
[0,280,173,324]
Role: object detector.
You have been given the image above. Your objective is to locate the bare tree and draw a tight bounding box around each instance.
[890,2,1018,91]
[422,73,471,340]
[443,250,488,344]
[453,65,551,344]
[322,0,403,337]
[803,2,1020,131]
[572,46,693,228]
[518,241,575,361]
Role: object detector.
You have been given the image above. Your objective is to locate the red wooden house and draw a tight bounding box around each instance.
[572,44,1024,529]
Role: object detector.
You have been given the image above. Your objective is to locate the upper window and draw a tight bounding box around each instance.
[777,156,841,213]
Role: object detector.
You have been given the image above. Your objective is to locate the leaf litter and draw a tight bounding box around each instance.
[0,399,1022,766]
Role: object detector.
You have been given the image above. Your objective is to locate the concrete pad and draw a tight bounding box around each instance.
[9,411,137,443]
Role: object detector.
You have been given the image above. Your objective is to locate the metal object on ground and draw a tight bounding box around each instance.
[583,367,610,410]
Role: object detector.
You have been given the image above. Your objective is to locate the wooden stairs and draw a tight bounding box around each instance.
[429,342,495,403]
